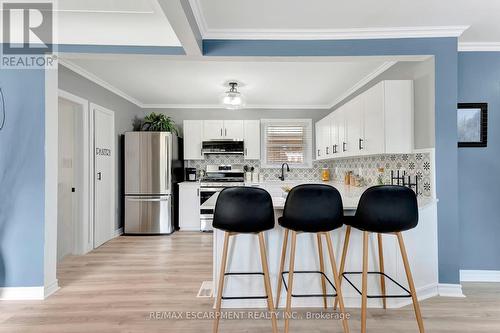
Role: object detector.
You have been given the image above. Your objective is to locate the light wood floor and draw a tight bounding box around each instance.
[0,232,499,332]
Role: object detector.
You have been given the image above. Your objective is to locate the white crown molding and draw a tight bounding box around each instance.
[460,270,500,282]
[458,42,500,52]
[60,58,396,111]
[189,2,468,41]
[0,287,45,300]
[201,26,470,41]
[143,103,331,110]
[328,61,397,109]
[58,59,145,108]
[438,283,465,298]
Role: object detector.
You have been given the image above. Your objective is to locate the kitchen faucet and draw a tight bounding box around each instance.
[278,163,290,181]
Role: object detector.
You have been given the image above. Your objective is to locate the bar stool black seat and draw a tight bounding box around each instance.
[212,187,277,333]
[335,185,424,333]
[276,184,349,333]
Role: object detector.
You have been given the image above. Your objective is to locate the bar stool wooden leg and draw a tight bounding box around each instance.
[284,231,297,333]
[276,228,289,308]
[334,225,351,310]
[377,233,387,309]
[258,233,278,333]
[213,232,230,333]
[361,231,369,333]
[325,233,350,333]
[396,232,425,333]
[317,233,328,309]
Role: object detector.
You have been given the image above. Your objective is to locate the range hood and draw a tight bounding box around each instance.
[202,140,244,154]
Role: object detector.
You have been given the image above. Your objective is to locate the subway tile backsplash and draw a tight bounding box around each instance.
[187,151,432,197]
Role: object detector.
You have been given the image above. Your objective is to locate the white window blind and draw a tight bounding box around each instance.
[261,119,312,168]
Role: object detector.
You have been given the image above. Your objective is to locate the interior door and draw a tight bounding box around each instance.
[93,104,115,248]
[203,120,224,140]
[223,120,244,140]
[57,98,75,261]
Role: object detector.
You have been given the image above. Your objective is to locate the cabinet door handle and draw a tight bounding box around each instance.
[317,149,320,157]
[225,128,227,136]
[197,188,200,196]
[359,138,364,150]
[343,142,347,152]
[326,146,329,154]
[220,128,223,137]
[333,145,337,154]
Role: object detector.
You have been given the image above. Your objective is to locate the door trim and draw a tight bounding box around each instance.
[58,89,93,255]
[91,103,116,248]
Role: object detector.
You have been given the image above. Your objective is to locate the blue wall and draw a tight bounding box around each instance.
[205,38,460,283]
[0,69,46,287]
[458,52,500,270]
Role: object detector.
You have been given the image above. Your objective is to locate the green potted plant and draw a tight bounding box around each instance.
[140,112,178,135]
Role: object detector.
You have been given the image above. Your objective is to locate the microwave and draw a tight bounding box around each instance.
[202,140,244,155]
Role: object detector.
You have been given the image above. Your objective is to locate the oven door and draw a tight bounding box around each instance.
[199,187,223,232]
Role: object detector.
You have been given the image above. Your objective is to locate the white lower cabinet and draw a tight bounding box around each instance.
[315,80,414,160]
[179,183,200,231]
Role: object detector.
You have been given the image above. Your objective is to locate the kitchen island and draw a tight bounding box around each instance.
[206,182,439,309]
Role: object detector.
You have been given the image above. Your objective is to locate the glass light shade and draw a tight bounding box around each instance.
[221,87,245,109]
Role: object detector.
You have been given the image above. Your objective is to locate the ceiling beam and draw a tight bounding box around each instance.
[156,0,202,56]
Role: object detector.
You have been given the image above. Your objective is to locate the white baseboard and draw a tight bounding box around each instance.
[113,227,124,238]
[0,287,45,300]
[460,270,500,282]
[44,280,60,298]
[438,283,465,297]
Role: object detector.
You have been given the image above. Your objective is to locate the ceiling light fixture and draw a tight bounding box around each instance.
[221,82,245,110]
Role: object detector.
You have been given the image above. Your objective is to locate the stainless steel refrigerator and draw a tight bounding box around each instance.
[124,132,182,234]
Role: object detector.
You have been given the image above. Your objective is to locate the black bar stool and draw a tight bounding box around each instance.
[212,187,278,333]
[276,184,350,333]
[334,185,424,333]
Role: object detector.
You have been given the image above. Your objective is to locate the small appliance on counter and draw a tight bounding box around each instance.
[185,167,197,181]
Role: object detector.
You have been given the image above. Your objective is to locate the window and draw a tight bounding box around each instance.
[261,119,312,168]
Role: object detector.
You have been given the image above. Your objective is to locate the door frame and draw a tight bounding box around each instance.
[58,89,94,255]
[91,103,116,248]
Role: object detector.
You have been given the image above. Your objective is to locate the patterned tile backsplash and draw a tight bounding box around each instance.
[187,151,433,197]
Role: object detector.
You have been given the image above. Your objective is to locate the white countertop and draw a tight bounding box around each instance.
[200,181,436,211]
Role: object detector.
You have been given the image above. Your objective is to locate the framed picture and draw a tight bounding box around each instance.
[457,103,487,147]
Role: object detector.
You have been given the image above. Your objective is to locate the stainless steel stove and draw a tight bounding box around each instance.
[199,165,245,231]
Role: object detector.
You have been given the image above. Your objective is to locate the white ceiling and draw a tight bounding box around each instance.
[64,56,393,108]
[55,0,181,46]
[190,0,500,46]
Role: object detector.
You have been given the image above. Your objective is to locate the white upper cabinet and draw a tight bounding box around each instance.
[383,81,414,153]
[184,119,259,160]
[203,120,224,140]
[183,120,203,160]
[223,120,244,140]
[203,120,244,140]
[362,82,385,155]
[314,80,414,160]
[243,120,260,160]
[315,117,331,160]
[345,98,364,157]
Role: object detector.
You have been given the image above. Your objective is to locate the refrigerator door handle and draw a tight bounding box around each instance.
[126,196,169,202]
